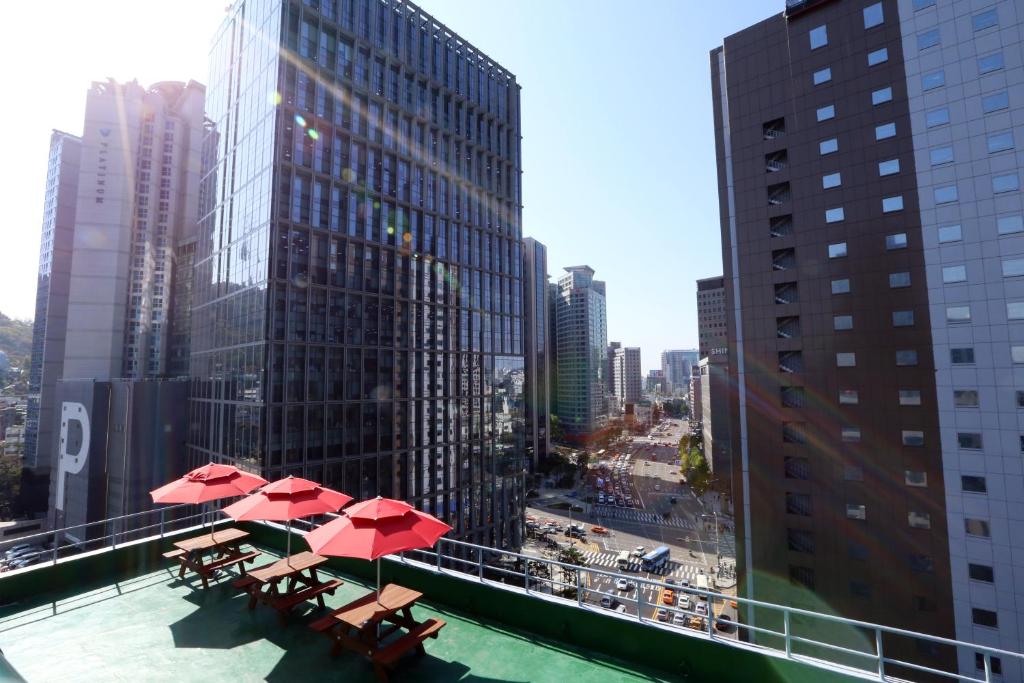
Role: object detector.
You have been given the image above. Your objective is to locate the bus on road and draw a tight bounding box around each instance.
[641,546,670,572]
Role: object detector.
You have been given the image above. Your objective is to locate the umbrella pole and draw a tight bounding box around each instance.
[377,558,381,601]
[286,521,292,561]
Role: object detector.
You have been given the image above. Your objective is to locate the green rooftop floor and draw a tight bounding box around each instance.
[0,546,672,683]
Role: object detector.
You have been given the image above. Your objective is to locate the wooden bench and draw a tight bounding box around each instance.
[371,618,446,682]
[269,578,344,621]
[162,548,186,560]
[204,550,261,574]
[232,575,260,591]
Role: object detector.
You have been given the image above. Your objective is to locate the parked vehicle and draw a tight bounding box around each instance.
[641,546,671,572]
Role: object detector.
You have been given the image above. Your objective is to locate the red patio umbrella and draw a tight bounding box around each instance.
[150,463,268,534]
[304,496,452,599]
[221,476,352,557]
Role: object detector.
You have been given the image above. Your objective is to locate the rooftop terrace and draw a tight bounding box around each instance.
[0,510,1017,682]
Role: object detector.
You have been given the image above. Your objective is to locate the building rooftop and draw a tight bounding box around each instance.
[0,514,1013,682]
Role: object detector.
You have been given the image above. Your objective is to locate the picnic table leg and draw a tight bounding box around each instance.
[308,568,328,609]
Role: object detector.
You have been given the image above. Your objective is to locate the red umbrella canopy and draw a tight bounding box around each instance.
[305,499,452,560]
[150,464,268,504]
[221,476,352,521]
[343,496,418,522]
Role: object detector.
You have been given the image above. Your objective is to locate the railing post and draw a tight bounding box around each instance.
[478,546,484,581]
[784,610,792,658]
[159,509,165,539]
[637,584,645,622]
[576,568,583,607]
[523,558,530,594]
[707,600,714,638]
[436,540,442,572]
[875,628,885,680]
[51,538,58,566]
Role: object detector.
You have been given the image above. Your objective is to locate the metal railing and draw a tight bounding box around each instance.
[3,510,1022,683]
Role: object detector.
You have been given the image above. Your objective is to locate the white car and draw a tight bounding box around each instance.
[679,595,692,611]
[632,546,645,557]
[615,578,632,591]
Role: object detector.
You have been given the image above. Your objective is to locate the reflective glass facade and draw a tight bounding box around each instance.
[190,0,525,549]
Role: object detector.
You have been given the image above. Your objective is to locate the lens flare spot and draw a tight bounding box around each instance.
[387,226,395,235]
[294,114,306,127]
[402,232,412,243]
[271,91,283,106]
[342,168,356,183]
[307,129,319,140]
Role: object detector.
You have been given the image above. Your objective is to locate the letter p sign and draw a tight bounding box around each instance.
[55,402,90,512]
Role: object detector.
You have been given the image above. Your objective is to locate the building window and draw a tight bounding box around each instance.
[787,528,815,554]
[781,386,806,408]
[973,8,998,31]
[848,542,868,560]
[905,470,927,487]
[820,137,839,155]
[882,196,904,213]
[867,47,888,66]
[987,131,1014,154]
[839,389,859,404]
[954,390,979,407]
[972,609,998,629]
[899,390,922,406]
[917,28,940,50]
[828,241,847,258]
[951,347,975,364]
[784,456,810,480]
[910,554,934,573]
[850,581,872,599]
[926,108,950,127]
[962,475,987,493]
[902,430,924,446]
[834,314,853,330]
[942,265,967,283]
[983,91,1009,113]
[786,492,812,516]
[836,352,856,367]
[981,52,1006,74]
[825,208,845,223]
[841,427,861,443]
[846,503,866,520]
[886,233,908,250]
[993,173,1020,194]
[969,564,994,583]
[809,24,828,49]
[908,512,931,529]
[896,350,919,366]
[844,466,863,486]
[914,0,936,8]
[922,70,945,91]
[875,122,896,140]
[938,224,962,243]
[888,272,913,288]
[790,565,815,590]
[965,518,990,538]
[930,146,954,165]
[878,159,900,176]
[863,2,883,28]
[1013,346,1024,367]
[831,278,851,295]
[934,185,958,204]
[975,653,1002,675]
[1008,301,1024,319]
[816,105,836,122]
[872,87,893,105]
[893,310,914,327]
[947,306,971,323]
[822,172,842,189]
[813,67,832,85]
[997,215,1024,235]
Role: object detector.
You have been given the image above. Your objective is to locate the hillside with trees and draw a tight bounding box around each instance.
[0,312,33,394]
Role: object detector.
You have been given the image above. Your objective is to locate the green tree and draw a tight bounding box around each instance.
[0,455,22,519]
[557,545,588,598]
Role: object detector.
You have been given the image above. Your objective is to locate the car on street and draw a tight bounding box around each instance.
[656,608,670,622]
[715,614,735,632]
[615,604,628,614]
[600,596,613,608]
[661,591,675,606]
[679,595,692,611]
[615,578,633,591]
[665,578,676,585]
[632,546,645,557]
[695,602,708,616]
[672,612,687,626]
[590,526,607,535]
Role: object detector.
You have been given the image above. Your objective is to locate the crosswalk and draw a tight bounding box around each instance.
[595,506,695,530]
[578,550,706,581]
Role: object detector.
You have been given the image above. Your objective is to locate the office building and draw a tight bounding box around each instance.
[610,345,642,406]
[553,266,607,439]
[661,349,699,394]
[688,368,702,425]
[697,275,727,360]
[605,341,620,402]
[710,0,1024,673]
[645,369,665,395]
[698,357,731,502]
[190,0,525,550]
[24,130,81,513]
[522,237,551,470]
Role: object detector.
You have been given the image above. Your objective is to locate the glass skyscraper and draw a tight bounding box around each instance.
[190,0,525,549]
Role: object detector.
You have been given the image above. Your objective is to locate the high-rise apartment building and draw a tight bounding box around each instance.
[645,368,665,395]
[661,349,699,394]
[610,346,642,406]
[190,0,525,550]
[23,131,82,512]
[711,0,1024,675]
[605,341,621,402]
[523,237,551,470]
[553,266,607,438]
[697,275,727,360]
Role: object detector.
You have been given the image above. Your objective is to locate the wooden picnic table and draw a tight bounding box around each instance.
[309,583,445,682]
[233,551,343,623]
[165,527,260,589]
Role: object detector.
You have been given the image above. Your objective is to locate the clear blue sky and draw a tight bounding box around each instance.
[0,0,774,375]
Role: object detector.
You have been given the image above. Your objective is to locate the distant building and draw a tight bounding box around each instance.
[24,80,205,518]
[688,367,702,425]
[554,266,608,438]
[3,426,25,457]
[605,341,621,403]
[523,237,552,470]
[611,346,642,406]
[661,349,699,395]
[698,357,731,502]
[697,276,727,360]
[645,369,665,395]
